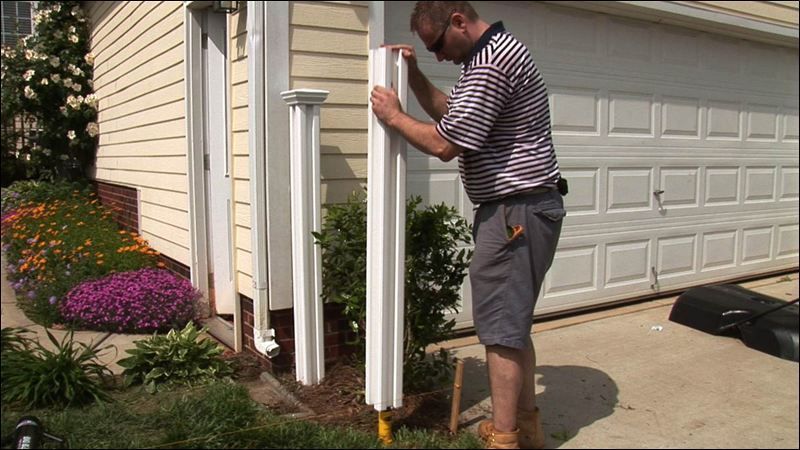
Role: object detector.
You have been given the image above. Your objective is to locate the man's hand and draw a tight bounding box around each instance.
[381,43,448,121]
[370,85,403,127]
[381,44,419,71]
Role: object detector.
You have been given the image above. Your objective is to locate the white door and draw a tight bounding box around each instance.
[202,11,235,315]
[386,1,799,328]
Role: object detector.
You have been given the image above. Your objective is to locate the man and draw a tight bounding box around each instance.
[370,2,565,449]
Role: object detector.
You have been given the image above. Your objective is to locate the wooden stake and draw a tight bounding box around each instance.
[449,358,465,434]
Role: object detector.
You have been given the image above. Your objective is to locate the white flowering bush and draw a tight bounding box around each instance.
[1,1,98,183]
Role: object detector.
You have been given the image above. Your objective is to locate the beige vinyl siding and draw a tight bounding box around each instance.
[229,7,253,299]
[682,1,799,28]
[87,1,189,266]
[290,1,370,204]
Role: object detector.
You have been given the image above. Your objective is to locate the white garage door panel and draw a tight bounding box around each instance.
[538,214,798,315]
[385,1,799,327]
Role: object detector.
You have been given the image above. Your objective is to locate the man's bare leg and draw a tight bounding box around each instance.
[519,336,537,412]
[486,344,525,432]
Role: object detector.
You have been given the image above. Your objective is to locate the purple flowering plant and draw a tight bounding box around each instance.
[60,268,200,333]
[1,181,161,326]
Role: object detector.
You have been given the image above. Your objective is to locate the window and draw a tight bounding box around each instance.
[1,1,34,47]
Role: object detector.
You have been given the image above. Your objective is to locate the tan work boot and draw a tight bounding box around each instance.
[517,407,545,449]
[483,425,519,449]
[479,408,545,449]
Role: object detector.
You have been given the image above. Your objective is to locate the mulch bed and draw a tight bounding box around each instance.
[278,358,454,435]
[221,351,454,435]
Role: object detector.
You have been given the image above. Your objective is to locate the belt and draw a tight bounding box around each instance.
[485,186,555,205]
[505,186,556,199]
[514,186,555,196]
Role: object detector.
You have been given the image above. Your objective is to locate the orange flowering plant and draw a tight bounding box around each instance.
[2,180,161,326]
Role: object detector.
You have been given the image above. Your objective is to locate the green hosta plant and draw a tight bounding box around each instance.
[1,327,114,407]
[118,322,233,393]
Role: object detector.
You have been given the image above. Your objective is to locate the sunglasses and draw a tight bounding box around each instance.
[426,13,454,53]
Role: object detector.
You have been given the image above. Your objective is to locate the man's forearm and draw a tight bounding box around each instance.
[408,67,449,122]
[386,112,459,162]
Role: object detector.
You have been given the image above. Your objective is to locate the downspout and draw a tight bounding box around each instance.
[246,1,279,358]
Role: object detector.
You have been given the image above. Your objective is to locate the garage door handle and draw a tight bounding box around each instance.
[650,266,659,290]
[653,190,665,213]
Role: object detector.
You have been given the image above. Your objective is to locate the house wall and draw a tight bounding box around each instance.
[290,1,370,205]
[86,1,189,267]
[229,6,254,300]
[686,1,799,28]
[231,1,370,301]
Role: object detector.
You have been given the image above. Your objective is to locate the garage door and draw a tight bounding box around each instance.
[386,1,799,328]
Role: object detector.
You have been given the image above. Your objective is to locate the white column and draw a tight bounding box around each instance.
[366,48,408,411]
[281,89,329,385]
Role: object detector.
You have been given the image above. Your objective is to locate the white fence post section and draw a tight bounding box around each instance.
[366,48,408,411]
[281,89,329,385]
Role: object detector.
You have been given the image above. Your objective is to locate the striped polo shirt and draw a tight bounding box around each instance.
[436,22,560,204]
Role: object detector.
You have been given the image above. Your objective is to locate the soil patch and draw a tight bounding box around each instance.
[221,352,454,434]
[278,358,454,435]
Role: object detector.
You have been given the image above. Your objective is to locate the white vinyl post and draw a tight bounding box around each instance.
[366,48,408,411]
[281,89,329,385]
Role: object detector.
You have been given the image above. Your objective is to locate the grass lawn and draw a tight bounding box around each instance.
[0,379,482,449]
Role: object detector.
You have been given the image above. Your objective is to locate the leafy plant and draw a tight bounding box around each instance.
[61,268,199,333]
[0,1,98,181]
[404,197,472,390]
[1,328,114,407]
[118,322,233,393]
[1,179,90,215]
[313,194,472,391]
[1,327,31,355]
[313,193,368,342]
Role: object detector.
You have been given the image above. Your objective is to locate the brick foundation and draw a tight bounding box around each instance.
[240,296,358,374]
[95,181,139,232]
[94,180,190,281]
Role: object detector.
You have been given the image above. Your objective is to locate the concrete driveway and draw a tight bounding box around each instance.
[442,274,799,448]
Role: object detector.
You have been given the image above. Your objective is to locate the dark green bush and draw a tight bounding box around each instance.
[314,194,472,391]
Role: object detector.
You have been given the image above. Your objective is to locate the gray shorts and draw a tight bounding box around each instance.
[470,189,565,349]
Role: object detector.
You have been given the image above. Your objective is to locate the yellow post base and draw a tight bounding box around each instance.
[378,410,393,445]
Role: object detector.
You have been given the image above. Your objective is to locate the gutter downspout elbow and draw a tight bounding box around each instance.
[253,322,280,358]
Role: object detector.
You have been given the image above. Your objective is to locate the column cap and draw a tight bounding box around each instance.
[281,89,329,106]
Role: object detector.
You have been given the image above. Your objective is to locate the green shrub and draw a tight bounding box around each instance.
[118,322,233,393]
[1,327,114,407]
[314,193,368,340]
[0,1,97,181]
[404,197,472,389]
[313,194,472,391]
